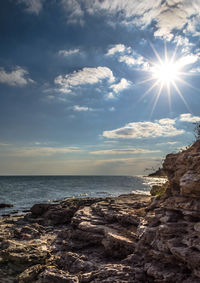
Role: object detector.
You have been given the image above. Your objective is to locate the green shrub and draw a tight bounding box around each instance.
[150,182,168,196]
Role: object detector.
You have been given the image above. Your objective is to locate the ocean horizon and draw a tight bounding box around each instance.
[0,175,166,216]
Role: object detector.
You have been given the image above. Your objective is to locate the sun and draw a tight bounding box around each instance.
[138,43,192,116]
[151,60,181,85]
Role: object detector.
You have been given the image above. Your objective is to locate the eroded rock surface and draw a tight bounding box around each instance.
[0,140,200,282]
[0,194,151,282]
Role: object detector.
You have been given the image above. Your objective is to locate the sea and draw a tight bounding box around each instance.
[0,175,166,216]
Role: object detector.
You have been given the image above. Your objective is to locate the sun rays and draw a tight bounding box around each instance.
[138,43,194,117]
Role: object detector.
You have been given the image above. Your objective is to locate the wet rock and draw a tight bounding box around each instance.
[30,198,103,225]
[30,203,53,217]
[0,203,13,208]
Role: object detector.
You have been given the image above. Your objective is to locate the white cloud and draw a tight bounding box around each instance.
[167,141,178,145]
[179,113,200,123]
[2,146,80,157]
[106,92,115,99]
[55,66,115,93]
[185,14,200,36]
[90,148,160,155]
[58,48,80,56]
[110,78,130,93]
[103,119,184,139]
[159,118,176,125]
[106,44,126,56]
[190,67,200,73]
[173,35,193,48]
[156,141,179,147]
[0,143,10,146]
[119,55,150,70]
[0,66,34,86]
[18,0,44,15]
[102,114,200,140]
[73,105,91,111]
[61,0,84,25]
[177,54,199,68]
[61,0,200,40]
[109,107,115,112]
[152,1,200,39]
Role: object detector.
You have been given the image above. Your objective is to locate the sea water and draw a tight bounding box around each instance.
[0,175,166,216]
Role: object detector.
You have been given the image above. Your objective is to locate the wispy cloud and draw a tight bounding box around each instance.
[190,67,200,73]
[119,55,150,70]
[106,44,127,56]
[105,44,151,72]
[55,66,115,93]
[119,49,199,73]
[157,141,178,146]
[18,0,44,15]
[110,78,130,93]
[177,54,199,68]
[109,107,115,112]
[105,92,115,100]
[0,143,10,146]
[58,48,80,56]
[179,113,200,123]
[61,0,84,25]
[0,66,34,86]
[60,0,200,40]
[90,148,160,155]
[103,118,184,139]
[0,156,160,175]
[1,146,80,157]
[73,105,93,111]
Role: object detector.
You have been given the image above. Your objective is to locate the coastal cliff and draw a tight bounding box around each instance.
[0,141,200,282]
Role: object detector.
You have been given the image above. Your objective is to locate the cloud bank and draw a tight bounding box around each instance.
[90,149,160,155]
[103,114,200,139]
[61,0,200,39]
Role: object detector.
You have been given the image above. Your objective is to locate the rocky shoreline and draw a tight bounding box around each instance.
[1,140,200,282]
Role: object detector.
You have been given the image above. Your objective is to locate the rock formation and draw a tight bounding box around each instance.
[0,203,13,209]
[0,140,200,282]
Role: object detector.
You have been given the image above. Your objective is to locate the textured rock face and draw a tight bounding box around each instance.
[136,140,200,282]
[0,141,200,282]
[0,194,151,282]
[163,139,200,196]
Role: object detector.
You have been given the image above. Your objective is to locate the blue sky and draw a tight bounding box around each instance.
[0,0,200,175]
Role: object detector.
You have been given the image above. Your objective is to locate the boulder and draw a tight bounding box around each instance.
[0,203,13,208]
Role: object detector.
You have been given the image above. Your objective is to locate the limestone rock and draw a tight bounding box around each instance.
[163,140,200,196]
[18,264,44,283]
[38,267,79,283]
